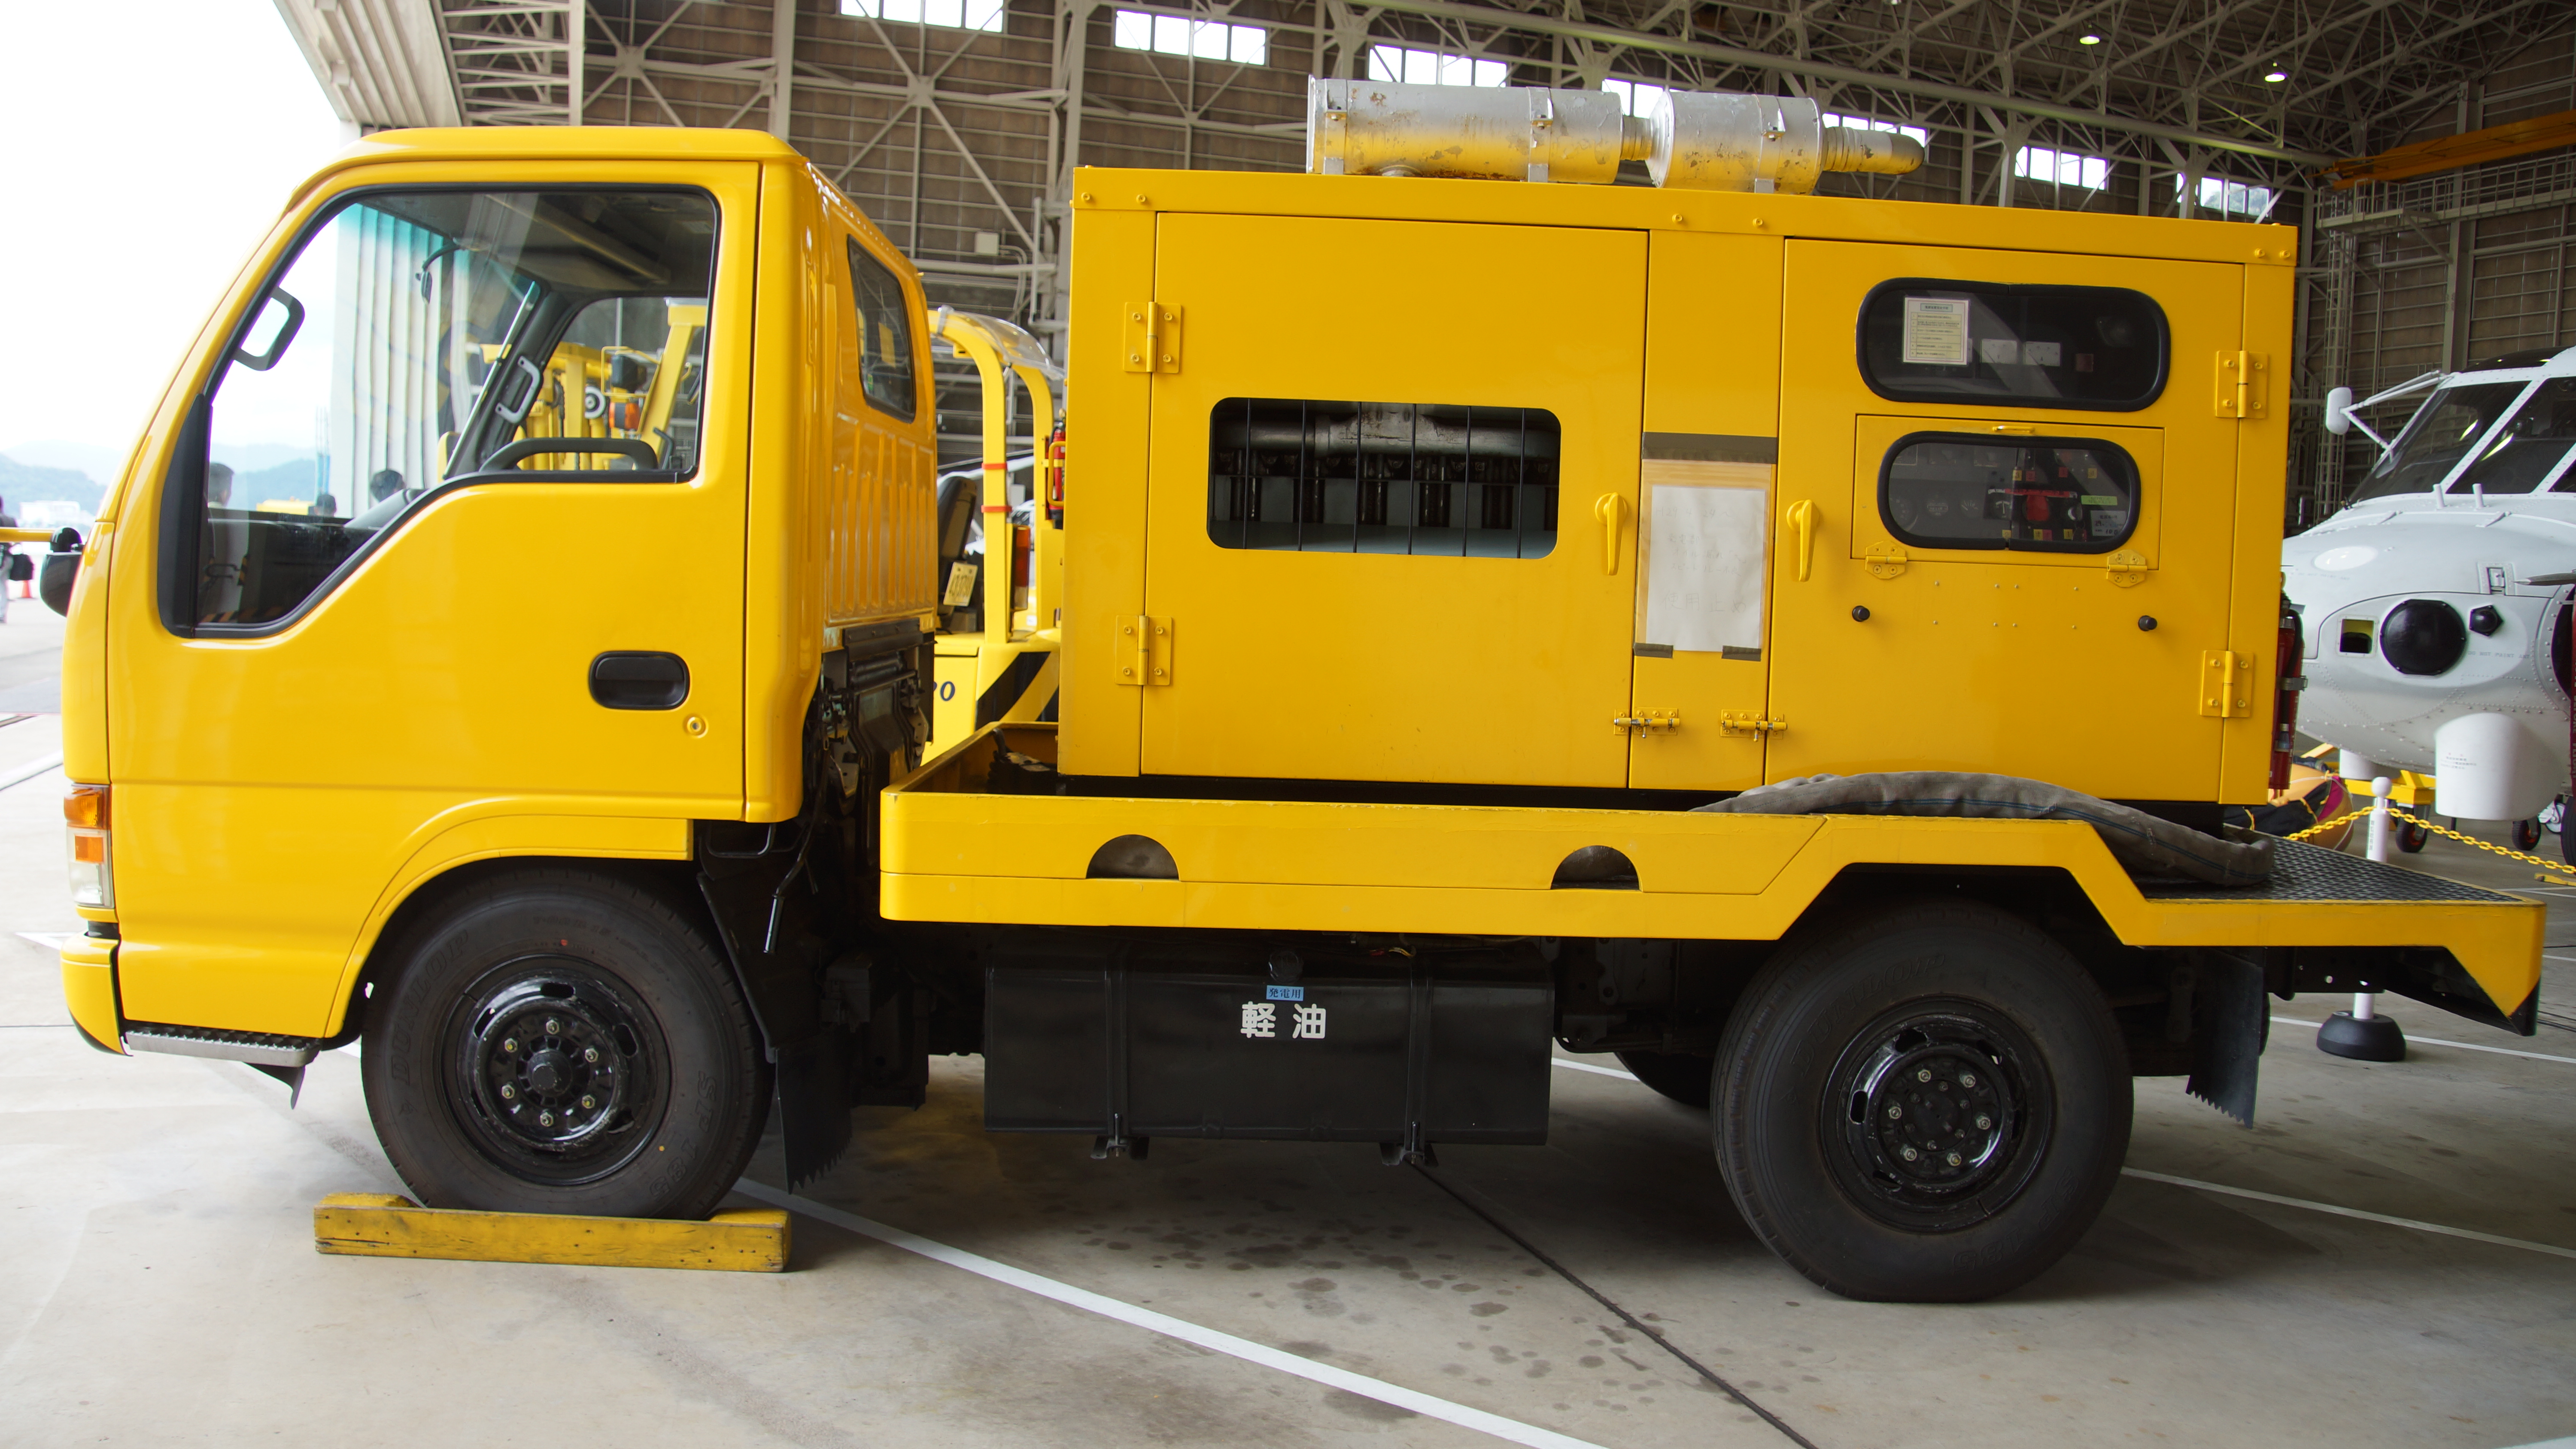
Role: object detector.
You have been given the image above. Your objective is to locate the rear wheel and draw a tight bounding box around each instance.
[362,868,769,1219]
[1614,1049,1714,1109]
[2396,820,2430,853]
[1713,900,2129,1302]
[2512,818,2542,852]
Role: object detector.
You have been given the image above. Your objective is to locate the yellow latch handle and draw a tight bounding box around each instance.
[1786,499,1816,582]
[1594,494,1627,574]
[0,528,53,546]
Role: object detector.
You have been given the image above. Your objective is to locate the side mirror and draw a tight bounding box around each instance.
[39,527,83,618]
[2323,385,2354,437]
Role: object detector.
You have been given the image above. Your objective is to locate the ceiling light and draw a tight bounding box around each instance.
[2078,33,2101,45]
[2263,68,2287,82]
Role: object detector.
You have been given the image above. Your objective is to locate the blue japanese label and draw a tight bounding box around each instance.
[1266,985,1305,1001]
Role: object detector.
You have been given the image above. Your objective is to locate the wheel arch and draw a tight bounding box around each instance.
[324,851,709,1044]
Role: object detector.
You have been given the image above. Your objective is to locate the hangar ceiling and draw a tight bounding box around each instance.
[276,0,2576,504]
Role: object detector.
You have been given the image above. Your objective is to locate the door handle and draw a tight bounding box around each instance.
[1594,494,1628,574]
[1786,499,1816,582]
[590,651,691,710]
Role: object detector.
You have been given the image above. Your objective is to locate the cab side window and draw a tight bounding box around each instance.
[1859,280,2168,412]
[169,188,718,634]
[845,240,918,421]
[1880,433,2139,554]
[1207,399,1559,558]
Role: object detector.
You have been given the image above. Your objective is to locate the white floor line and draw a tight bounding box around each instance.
[732,1179,1613,1449]
[1550,1057,1639,1080]
[0,752,63,793]
[15,931,71,952]
[2119,1168,2576,1262]
[2269,1016,2576,1066]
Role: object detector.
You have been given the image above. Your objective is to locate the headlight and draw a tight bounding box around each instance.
[64,785,112,909]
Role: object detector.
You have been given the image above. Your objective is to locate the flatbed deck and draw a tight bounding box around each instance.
[881,726,2544,1019]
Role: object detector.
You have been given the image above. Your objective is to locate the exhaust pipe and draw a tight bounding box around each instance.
[1307,79,1922,194]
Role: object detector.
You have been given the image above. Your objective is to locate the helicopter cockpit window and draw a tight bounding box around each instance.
[1879,433,2139,554]
[2346,382,2523,503]
[2450,378,2576,496]
[1858,280,2168,412]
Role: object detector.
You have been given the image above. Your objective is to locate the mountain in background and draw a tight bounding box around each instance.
[0,454,104,514]
[233,456,318,506]
[1,440,126,484]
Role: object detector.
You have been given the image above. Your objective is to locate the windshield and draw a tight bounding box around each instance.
[191,188,717,629]
[2450,377,2576,495]
[2347,382,2524,502]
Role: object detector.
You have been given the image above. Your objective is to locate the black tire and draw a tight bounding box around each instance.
[2396,819,2430,853]
[1713,899,2130,1303]
[362,868,770,1219]
[2512,818,2542,852]
[1614,1049,1715,1109]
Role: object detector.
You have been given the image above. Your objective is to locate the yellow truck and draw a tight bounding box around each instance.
[48,100,2544,1303]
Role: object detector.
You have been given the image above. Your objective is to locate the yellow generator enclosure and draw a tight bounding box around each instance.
[1058,170,2292,808]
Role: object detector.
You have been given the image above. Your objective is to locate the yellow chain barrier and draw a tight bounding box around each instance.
[2276,802,2576,883]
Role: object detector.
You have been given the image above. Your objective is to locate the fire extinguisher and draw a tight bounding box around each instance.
[1045,424,1066,529]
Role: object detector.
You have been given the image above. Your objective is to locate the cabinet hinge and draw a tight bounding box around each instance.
[2105,548,2149,588]
[1114,616,1174,686]
[2214,350,2269,419]
[1716,713,1787,737]
[1123,301,1182,374]
[1864,545,1908,580]
[2199,651,2254,718]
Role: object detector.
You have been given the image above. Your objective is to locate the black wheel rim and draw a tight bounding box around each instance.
[442,954,668,1185]
[1821,1000,2054,1232]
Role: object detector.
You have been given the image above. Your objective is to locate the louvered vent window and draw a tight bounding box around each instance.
[1206,399,1559,558]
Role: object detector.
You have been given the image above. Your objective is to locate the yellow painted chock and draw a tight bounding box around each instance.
[313,1193,790,1272]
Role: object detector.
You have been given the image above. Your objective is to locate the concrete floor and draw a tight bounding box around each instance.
[3,635,2573,1447]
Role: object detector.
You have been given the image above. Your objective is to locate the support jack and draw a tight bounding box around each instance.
[2318,993,2406,1062]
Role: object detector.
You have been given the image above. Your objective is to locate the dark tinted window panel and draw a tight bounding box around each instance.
[1207,399,1558,558]
[1880,433,2140,554]
[1859,279,2169,411]
[845,239,917,421]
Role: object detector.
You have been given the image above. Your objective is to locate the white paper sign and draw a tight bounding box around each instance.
[1642,484,1768,655]
[1902,297,1971,366]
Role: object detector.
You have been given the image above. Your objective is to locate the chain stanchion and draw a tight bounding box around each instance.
[2271,804,2576,882]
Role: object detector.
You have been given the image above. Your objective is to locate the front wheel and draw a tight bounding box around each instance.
[1713,900,2129,1302]
[362,868,770,1219]
[2512,818,2542,852]
[2396,819,2430,854]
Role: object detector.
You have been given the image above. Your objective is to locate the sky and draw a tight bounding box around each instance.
[0,0,346,478]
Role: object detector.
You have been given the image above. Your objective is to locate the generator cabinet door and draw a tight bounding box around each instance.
[1765,242,2243,803]
[1138,212,1647,788]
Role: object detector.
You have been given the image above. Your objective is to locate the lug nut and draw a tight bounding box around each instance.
[539,1111,556,1127]
[1900,1146,1919,1161]
[502,1038,518,1053]
[1947,1152,1963,1167]
[583,1047,600,1064]
[1975,1114,1992,1130]
[1915,1067,1932,1083]
[1886,1103,1902,1120]
[546,1019,562,1036]
[1959,1072,1978,1088]
[499,1084,516,1100]
[580,1095,596,1109]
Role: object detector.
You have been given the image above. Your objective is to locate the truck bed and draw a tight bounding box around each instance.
[880,726,2543,1024]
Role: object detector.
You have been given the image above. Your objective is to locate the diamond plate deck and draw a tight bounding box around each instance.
[2138,838,2526,904]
